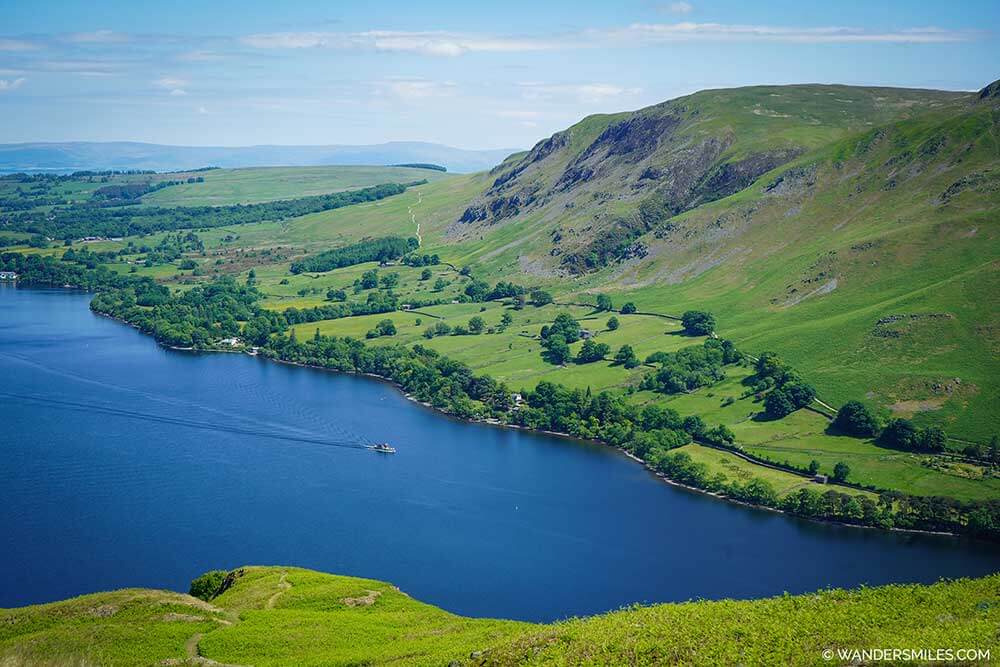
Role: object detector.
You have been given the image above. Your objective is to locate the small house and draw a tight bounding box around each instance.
[813,474,828,484]
[0,271,18,281]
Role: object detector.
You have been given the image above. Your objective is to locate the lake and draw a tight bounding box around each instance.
[1,286,997,622]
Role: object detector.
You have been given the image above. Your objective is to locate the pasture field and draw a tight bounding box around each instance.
[141,165,451,207]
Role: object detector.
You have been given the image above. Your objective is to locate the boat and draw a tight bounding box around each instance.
[369,443,396,454]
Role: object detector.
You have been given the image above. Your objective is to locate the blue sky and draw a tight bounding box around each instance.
[0,0,997,149]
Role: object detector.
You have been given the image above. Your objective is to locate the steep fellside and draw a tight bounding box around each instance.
[435,81,998,439]
[448,84,970,274]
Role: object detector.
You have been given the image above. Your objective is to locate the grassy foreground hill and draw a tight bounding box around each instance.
[1,566,997,666]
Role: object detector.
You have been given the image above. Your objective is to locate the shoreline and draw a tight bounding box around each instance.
[86,303,967,541]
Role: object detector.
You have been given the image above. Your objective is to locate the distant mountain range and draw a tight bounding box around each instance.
[0,141,517,174]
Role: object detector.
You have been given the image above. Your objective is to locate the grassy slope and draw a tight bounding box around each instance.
[432,90,997,441]
[1,566,996,666]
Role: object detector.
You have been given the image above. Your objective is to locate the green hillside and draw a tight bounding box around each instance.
[2,566,996,666]
[432,82,998,440]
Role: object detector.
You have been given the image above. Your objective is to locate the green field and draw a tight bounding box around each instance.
[2,566,996,666]
[142,165,452,207]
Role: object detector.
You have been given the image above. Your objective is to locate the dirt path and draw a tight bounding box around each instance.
[407,192,424,246]
[185,633,203,659]
[266,570,291,609]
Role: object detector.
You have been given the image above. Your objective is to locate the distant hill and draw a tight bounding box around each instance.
[0,141,515,174]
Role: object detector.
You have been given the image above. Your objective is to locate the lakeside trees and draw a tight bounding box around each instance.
[8,253,997,540]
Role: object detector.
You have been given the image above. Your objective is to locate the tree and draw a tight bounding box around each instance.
[808,460,820,475]
[360,269,379,289]
[832,461,850,482]
[606,316,620,331]
[620,302,637,314]
[326,288,347,302]
[576,339,609,363]
[246,268,256,285]
[542,334,571,365]
[189,570,227,601]
[420,268,432,280]
[545,312,581,343]
[683,415,706,437]
[468,315,486,334]
[614,344,639,368]
[919,426,947,453]
[595,294,613,311]
[681,310,716,336]
[832,401,880,437]
[500,311,514,327]
[433,277,448,291]
[380,272,400,289]
[763,388,795,419]
[464,279,490,301]
[879,418,946,452]
[367,318,397,338]
[530,289,553,307]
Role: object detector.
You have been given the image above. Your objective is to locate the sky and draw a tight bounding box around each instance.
[0,0,997,150]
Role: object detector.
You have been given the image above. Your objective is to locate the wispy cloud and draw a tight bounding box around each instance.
[377,78,457,100]
[0,78,27,91]
[154,76,188,96]
[608,22,976,44]
[237,21,976,58]
[662,2,694,14]
[518,82,642,104]
[32,59,119,77]
[242,30,562,56]
[0,38,39,51]
[496,110,543,128]
[65,30,129,44]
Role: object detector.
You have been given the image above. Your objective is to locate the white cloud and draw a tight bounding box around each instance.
[177,50,223,62]
[197,106,208,114]
[378,78,457,100]
[0,77,26,91]
[497,110,543,128]
[154,76,188,96]
[241,30,561,56]
[66,30,129,44]
[241,22,974,56]
[0,38,38,51]
[518,82,642,104]
[610,22,973,44]
[496,110,542,120]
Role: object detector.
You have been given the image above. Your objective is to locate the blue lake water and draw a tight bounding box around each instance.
[1,285,997,621]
